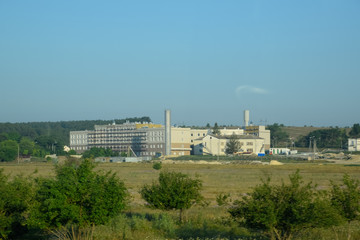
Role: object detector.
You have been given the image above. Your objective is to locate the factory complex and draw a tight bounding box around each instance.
[70,110,270,157]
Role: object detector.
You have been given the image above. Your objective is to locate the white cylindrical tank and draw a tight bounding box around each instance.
[244,110,250,127]
[165,110,171,156]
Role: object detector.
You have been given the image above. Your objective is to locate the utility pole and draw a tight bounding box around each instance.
[313,138,316,160]
[217,139,220,161]
[17,144,20,164]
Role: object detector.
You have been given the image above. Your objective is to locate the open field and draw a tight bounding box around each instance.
[2,160,360,239]
[2,161,360,205]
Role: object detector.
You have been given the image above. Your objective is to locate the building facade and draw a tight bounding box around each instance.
[348,138,360,151]
[70,122,165,156]
[70,122,193,156]
[245,125,270,150]
[194,134,265,156]
[70,121,270,157]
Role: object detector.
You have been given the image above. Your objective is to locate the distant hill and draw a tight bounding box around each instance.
[283,126,329,141]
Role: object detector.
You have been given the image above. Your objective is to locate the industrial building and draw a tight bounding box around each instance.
[193,134,265,156]
[70,110,270,157]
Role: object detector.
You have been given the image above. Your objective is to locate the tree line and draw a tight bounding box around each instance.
[0,117,151,161]
[267,123,360,149]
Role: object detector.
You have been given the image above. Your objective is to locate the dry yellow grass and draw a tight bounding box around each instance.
[2,161,359,206]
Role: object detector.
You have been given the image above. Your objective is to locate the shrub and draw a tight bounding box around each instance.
[152,162,162,170]
[29,159,128,229]
[331,174,360,222]
[229,170,344,240]
[140,171,203,222]
[216,193,231,206]
[0,169,34,239]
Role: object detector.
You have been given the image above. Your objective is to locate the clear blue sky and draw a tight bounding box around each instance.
[1,1,359,127]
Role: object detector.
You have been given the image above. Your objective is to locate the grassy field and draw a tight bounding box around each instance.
[2,161,360,239]
[2,161,360,204]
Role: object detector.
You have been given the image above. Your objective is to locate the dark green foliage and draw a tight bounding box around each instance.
[229,171,344,240]
[212,122,221,135]
[349,123,360,138]
[296,127,348,149]
[82,147,118,158]
[19,137,35,155]
[0,117,151,147]
[140,171,203,222]
[331,174,360,222]
[67,149,77,155]
[0,140,18,162]
[266,123,289,147]
[29,159,128,229]
[225,133,241,155]
[0,169,34,239]
[152,162,162,170]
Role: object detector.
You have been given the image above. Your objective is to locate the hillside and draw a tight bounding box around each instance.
[283,126,329,140]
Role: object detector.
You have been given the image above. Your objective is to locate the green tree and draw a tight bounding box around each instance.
[0,140,18,162]
[225,134,241,154]
[140,171,203,222]
[19,137,35,155]
[266,123,289,147]
[212,122,221,135]
[29,159,128,229]
[330,174,360,222]
[229,171,343,240]
[0,169,34,239]
[6,132,21,142]
[296,128,347,149]
[349,123,360,138]
[82,147,117,159]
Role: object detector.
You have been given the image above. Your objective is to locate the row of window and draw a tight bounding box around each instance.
[71,135,87,139]
[71,140,87,144]
[190,133,206,137]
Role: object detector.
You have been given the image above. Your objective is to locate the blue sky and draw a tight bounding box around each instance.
[0,1,359,127]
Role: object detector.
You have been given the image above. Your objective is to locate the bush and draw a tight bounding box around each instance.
[0,169,34,239]
[229,170,344,240]
[29,159,128,229]
[216,193,231,206]
[140,171,203,222]
[152,162,162,170]
[331,174,360,222]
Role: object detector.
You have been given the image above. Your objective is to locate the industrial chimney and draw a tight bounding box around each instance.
[244,110,250,128]
[165,110,171,156]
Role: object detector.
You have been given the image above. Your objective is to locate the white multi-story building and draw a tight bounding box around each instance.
[70,122,164,156]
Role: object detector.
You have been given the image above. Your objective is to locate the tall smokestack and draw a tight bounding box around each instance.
[165,109,171,156]
[244,110,250,128]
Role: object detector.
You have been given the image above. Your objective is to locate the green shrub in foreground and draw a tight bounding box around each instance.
[28,159,128,229]
[0,169,34,239]
[141,171,203,222]
[229,170,345,240]
[331,174,360,222]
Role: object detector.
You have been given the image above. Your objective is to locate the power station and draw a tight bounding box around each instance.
[69,109,270,157]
